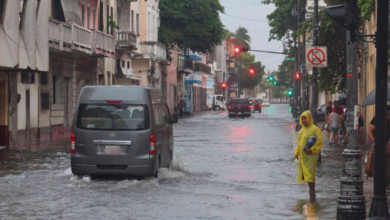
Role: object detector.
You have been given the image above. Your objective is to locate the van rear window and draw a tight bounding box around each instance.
[230,99,249,104]
[76,104,150,130]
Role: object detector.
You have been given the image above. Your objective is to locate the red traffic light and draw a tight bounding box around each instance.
[234,47,241,54]
[249,68,255,74]
[295,72,301,80]
[221,83,227,88]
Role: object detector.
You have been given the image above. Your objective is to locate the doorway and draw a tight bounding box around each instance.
[0,75,8,147]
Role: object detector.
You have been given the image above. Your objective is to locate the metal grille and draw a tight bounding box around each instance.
[63,78,69,126]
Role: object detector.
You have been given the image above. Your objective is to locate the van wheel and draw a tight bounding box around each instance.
[215,106,221,111]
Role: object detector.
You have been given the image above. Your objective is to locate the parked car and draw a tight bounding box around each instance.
[71,86,176,178]
[212,95,226,111]
[317,104,326,122]
[262,101,271,107]
[227,99,251,118]
[249,99,262,113]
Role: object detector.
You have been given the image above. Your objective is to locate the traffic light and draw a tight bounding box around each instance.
[273,81,277,85]
[287,89,293,96]
[234,47,241,54]
[269,76,274,81]
[234,47,249,55]
[221,82,227,90]
[325,4,359,41]
[249,68,255,75]
[294,72,301,80]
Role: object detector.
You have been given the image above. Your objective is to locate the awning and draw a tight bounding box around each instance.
[186,54,202,61]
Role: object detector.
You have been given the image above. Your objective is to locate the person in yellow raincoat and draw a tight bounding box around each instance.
[294,110,323,198]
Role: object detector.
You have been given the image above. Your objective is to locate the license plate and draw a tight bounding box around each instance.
[238,112,242,115]
[104,145,122,155]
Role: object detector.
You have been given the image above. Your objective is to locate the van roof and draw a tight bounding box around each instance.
[78,86,166,104]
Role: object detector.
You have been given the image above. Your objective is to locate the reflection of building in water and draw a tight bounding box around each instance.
[292,199,321,220]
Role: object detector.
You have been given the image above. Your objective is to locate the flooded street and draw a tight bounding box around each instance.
[0,104,355,219]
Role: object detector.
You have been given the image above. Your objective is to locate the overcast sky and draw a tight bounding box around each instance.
[219,0,285,72]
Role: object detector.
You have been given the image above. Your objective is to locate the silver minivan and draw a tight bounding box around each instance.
[70,86,176,178]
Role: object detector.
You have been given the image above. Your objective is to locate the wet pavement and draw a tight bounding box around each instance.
[0,104,374,219]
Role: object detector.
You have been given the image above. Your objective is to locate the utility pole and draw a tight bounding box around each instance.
[326,0,366,218]
[310,0,318,125]
[300,3,307,112]
[368,0,390,218]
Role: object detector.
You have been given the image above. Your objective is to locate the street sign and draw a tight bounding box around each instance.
[285,57,295,61]
[305,47,327,68]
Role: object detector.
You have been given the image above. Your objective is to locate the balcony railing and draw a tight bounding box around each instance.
[194,62,211,75]
[177,56,194,71]
[92,30,115,58]
[116,31,137,50]
[49,19,92,55]
[140,41,167,61]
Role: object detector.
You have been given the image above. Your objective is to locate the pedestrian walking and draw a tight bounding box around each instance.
[325,101,333,138]
[178,97,186,118]
[294,110,324,199]
[329,107,341,145]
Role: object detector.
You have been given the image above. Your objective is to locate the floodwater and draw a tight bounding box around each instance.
[0,104,360,219]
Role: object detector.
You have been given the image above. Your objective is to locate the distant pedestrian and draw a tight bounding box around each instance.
[368,106,390,147]
[329,106,341,145]
[325,101,333,137]
[178,98,186,118]
[357,111,364,143]
[295,110,324,199]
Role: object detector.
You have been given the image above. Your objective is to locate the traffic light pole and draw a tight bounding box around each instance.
[368,0,390,218]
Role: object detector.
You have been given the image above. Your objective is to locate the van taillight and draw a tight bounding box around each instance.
[150,135,156,155]
[70,134,76,154]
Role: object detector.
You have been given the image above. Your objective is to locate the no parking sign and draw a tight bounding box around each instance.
[305,47,327,68]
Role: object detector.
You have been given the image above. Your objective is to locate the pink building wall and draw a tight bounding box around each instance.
[78,0,99,30]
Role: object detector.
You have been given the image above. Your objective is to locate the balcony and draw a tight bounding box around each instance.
[92,30,116,58]
[116,31,137,51]
[49,19,92,55]
[140,41,167,61]
[194,62,211,75]
[177,56,194,72]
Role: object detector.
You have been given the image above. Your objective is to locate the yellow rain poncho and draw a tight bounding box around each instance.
[295,110,323,183]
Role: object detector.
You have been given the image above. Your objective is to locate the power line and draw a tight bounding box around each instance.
[220,13,268,22]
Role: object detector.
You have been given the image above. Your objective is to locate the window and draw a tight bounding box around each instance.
[19,0,26,29]
[216,96,224,102]
[93,8,96,29]
[99,1,103,31]
[76,104,150,130]
[41,93,50,110]
[230,99,248,104]
[0,0,5,24]
[52,75,62,104]
[136,13,139,34]
[122,60,125,68]
[87,7,90,28]
[131,10,134,32]
[81,4,85,26]
[127,61,130,69]
[117,8,121,28]
[40,73,48,85]
[110,7,113,35]
[106,5,109,34]
[21,71,35,84]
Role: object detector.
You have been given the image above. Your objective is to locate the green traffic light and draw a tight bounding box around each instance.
[287,90,293,96]
[269,76,274,81]
[289,107,292,112]
[273,81,277,85]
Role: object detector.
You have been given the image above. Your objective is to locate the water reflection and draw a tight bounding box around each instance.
[292,199,321,220]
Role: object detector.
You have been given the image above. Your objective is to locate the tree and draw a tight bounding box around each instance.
[261,0,294,41]
[159,0,226,53]
[234,27,251,49]
[236,53,265,89]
